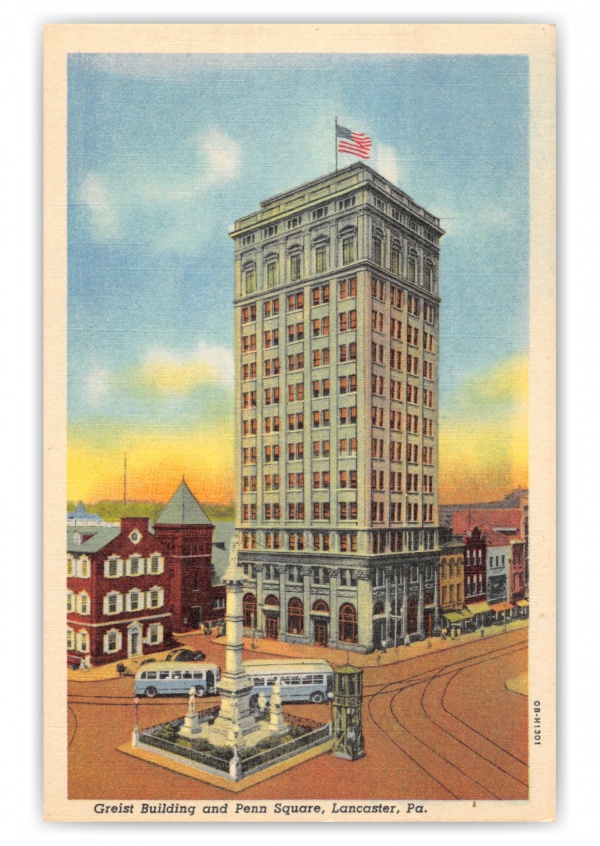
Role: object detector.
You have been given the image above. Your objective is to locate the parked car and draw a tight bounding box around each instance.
[123,655,157,676]
[166,649,206,662]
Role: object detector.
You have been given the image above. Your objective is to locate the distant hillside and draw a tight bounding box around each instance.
[67,500,235,523]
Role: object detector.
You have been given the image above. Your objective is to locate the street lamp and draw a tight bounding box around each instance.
[132,696,140,747]
[381,638,387,655]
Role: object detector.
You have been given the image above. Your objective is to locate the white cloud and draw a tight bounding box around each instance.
[85,367,111,407]
[144,340,234,391]
[76,126,241,254]
[79,174,120,239]
[199,127,241,186]
[377,143,399,185]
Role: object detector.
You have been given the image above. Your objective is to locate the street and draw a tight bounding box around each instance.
[68,628,527,800]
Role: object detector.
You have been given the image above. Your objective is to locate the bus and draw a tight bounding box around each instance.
[244,659,334,706]
[135,661,220,698]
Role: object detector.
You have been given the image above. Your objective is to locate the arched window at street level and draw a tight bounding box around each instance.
[243,593,256,628]
[339,602,358,643]
[287,598,304,634]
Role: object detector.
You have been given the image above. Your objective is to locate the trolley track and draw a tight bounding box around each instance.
[367,639,527,799]
[414,649,528,793]
[439,661,529,768]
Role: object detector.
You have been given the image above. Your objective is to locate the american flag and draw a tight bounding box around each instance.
[337,124,372,160]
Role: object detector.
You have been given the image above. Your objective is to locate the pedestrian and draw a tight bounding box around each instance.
[79,657,86,671]
[480,627,485,638]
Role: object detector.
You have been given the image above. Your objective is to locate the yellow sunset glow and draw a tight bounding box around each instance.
[67,423,234,505]
[438,354,529,503]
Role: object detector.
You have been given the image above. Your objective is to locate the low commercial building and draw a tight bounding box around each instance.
[484,529,512,622]
[438,539,469,633]
[463,527,492,627]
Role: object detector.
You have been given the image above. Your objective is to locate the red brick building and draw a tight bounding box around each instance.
[67,517,172,668]
[463,526,490,626]
[154,480,219,632]
[67,481,225,667]
[509,537,527,603]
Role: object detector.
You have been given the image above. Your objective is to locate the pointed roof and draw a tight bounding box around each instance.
[67,501,102,521]
[155,480,213,526]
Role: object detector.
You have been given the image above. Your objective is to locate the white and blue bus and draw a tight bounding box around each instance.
[135,661,220,698]
[244,659,334,706]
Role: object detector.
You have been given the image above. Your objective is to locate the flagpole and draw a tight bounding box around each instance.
[335,116,338,172]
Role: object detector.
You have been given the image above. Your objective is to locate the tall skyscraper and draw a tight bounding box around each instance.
[230,162,444,652]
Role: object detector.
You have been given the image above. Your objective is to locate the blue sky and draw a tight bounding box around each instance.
[67,53,529,503]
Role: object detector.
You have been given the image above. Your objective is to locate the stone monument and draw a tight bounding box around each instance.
[178,687,202,739]
[203,538,271,748]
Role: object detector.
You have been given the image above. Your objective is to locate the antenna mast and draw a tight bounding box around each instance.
[123,452,127,516]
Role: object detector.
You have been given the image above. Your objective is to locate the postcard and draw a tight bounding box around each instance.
[44,23,556,823]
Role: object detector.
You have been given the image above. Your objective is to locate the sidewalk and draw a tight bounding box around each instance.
[68,619,529,682]
[67,629,223,683]
[212,618,529,669]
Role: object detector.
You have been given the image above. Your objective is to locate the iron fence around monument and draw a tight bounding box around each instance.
[138,714,230,774]
[240,722,332,777]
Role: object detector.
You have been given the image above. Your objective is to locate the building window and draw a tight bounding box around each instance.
[339,277,357,299]
[107,592,119,614]
[425,265,434,292]
[373,237,382,266]
[67,628,74,650]
[67,591,74,613]
[78,592,90,615]
[408,257,417,285]
[290,254,302,281]
[107,558,119,577]
[79,558,90,578]
[148,624,162,645]
[242,304,257,324]
[391,246,400,275]
[146,589,157,608]
[339,603,358,644]
[342,237,355,265]
[129,590,141,612]
[77,630,89,653]
[315,246,327,273]
[106,630,119,652]
[266,261,278,289]
[244,267,256,295]
[264,297,280,318]
[312,316,330,337]
[287,598,304,635]
[243,593,257,628]
[287,291,304,312]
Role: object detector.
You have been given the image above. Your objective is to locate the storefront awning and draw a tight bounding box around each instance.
[516,599,530,608]
[490,602,513,613]
[467,601,492,615]
[443,612,465,623]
